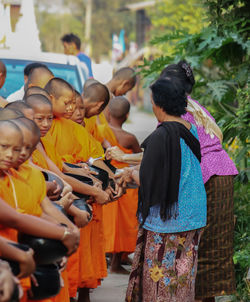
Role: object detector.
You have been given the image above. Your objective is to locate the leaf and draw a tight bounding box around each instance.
[207,80,231,102]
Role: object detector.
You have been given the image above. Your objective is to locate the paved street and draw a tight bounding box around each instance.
[123,105,157,144]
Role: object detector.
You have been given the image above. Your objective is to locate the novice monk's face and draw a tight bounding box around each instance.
[0,126,23,171]
[33,104,53,137]
[84,98,104,118]
[70,96,85,125]
[114,81,133,97]
[51,88,76,119]
[16,127,38,166]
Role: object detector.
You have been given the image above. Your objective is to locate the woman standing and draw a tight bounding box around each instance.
[160,61,238,302]
[126,78,207,302]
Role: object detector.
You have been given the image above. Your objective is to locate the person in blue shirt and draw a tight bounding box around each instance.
[61,33,93,78]
[124,78,207,302]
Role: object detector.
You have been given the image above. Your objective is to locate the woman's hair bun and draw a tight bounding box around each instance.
[178,60,195,85]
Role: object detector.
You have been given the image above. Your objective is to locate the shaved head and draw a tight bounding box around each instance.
[4,101,34,120]
[83,83,109,105]
[45,77,73,98]
[109,96,130,119]
[83,79,99,91]
[27,67,54,89]
[25,94,52,109]
[5,101,32,111]
[0,120,22,133]
[113,67,136,88]
[12,117,40,141]
[0,108,24,120]
[24,86,51,100]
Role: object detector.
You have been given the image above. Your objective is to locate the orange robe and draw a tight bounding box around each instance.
[84,116,104,143]
[45,117,107,293]
[17,164,69,302]
[99,124,139,253]
[47,118,103,164]
[30,147,71,302]
[0,164,45,302]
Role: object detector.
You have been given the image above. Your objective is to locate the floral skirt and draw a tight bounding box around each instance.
[126,228,202,302]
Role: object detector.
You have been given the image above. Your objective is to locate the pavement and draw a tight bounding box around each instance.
[123,105,157,144]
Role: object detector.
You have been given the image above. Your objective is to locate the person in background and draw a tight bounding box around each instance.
[61,33,93,78]
[160,60,238,302]
[7,63,48,103]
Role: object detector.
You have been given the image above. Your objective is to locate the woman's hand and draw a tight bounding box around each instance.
[105,146,125,161]
[114,167,134,188]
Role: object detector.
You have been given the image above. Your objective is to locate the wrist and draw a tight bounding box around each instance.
[61,227,71,241]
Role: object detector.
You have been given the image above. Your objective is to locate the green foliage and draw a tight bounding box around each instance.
[140,0,250,299]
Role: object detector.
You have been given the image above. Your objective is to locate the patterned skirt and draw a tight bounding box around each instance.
[126,228,202,302]
[195,175,236,299]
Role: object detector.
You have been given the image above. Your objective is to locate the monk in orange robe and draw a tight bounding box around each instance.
[0,119,80,302]
[43,78,120,302]
[99,96,141,273]
[24,93,109,300]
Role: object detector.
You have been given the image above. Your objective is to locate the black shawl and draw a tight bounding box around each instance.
[138,121,201,224]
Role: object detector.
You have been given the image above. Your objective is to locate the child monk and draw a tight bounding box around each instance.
[80,82,111,148]
[4,101,34,120]
[0,118,80,302]
[99,96,141,273]
[61,87,119,301]
[24,91,112,301]
[26,66,54,90]
[24,86,51,100]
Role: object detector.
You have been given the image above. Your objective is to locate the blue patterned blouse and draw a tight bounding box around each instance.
[139,124,207,233]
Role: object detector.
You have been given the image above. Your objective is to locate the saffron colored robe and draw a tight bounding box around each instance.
[99,124,139,253]
[46,117,107,293]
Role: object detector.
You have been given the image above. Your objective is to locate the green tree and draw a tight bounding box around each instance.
[140,1,250,300]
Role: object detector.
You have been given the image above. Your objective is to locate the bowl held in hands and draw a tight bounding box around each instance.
[28,264,60,300]
[18,233,67,265]
[2,242,30,276]
[88,165,109,190]
[42,171,64,197]
[64,173,93,199]
[67,198,93,223]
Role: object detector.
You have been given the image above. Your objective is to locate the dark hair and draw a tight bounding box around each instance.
[150,78,187,116]
[61,33,81,50]
[160,60,195,94]
[24,63,48,77]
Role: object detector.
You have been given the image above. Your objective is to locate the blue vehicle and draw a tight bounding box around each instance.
[0,51,88,99]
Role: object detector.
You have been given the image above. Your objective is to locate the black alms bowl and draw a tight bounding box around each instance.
[29,264,60,300]
[18,233,67,265]
[67,198,93,223]
[42,171,64,196]
[2,242,30,276]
